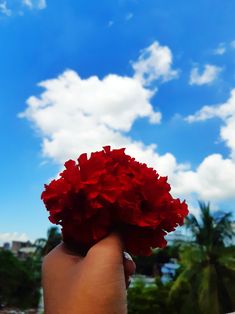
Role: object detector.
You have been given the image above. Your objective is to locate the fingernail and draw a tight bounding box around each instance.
[123,251,133,261]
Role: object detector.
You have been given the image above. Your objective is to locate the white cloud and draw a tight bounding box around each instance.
[181,89,235,201]
[0,1,11,16]
[213,43,226,55]
[20,43,187,198]
[0,232,29,246]
[22,0,46,10]
[172,154,235,201]
[189,64,222,86]
[132,41,179,86]
[20,41,235,208]
[20,70,162,164]
[20,66,192,197]
[21,68,235,203]
[186,88,235,160]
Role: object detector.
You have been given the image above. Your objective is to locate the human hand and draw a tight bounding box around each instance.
[42,233,136,314]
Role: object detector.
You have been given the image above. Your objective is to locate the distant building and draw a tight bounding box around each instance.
[3,242,10,250]
[11,240,31,254]
[11,240,35,260]
[161,258,180,283]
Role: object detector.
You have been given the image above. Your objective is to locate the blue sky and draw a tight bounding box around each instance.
[1,0,235,244]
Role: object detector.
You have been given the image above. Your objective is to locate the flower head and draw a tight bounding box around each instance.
[41,146,188,256]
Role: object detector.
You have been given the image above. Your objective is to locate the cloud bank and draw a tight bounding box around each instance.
[186,89,235,160]
[189,64,222,86]
[132,41,179,86]
[182,89,235,201]
[20,41,235,208]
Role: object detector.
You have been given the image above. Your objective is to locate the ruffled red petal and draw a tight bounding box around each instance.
[41,146,188,256]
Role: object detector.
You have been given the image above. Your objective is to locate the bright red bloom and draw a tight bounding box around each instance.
[41,146,188,256]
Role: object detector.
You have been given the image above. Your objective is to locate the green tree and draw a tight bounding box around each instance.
[0,250,41,309]
[170,202,235,314]
[128,277,176,314]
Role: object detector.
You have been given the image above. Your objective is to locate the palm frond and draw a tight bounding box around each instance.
[217,246,235,271]
[169,267,195,297]
[198,265,220,314]
[185,214,200,236]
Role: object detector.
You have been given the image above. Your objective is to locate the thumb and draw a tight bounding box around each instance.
[76,233,127,312]
[86,232,124,264]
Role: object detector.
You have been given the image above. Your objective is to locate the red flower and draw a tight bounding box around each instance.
[41,146,188,256]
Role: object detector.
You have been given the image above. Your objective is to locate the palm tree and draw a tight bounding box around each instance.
[185,202,234,248]
[170,202,235,314]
